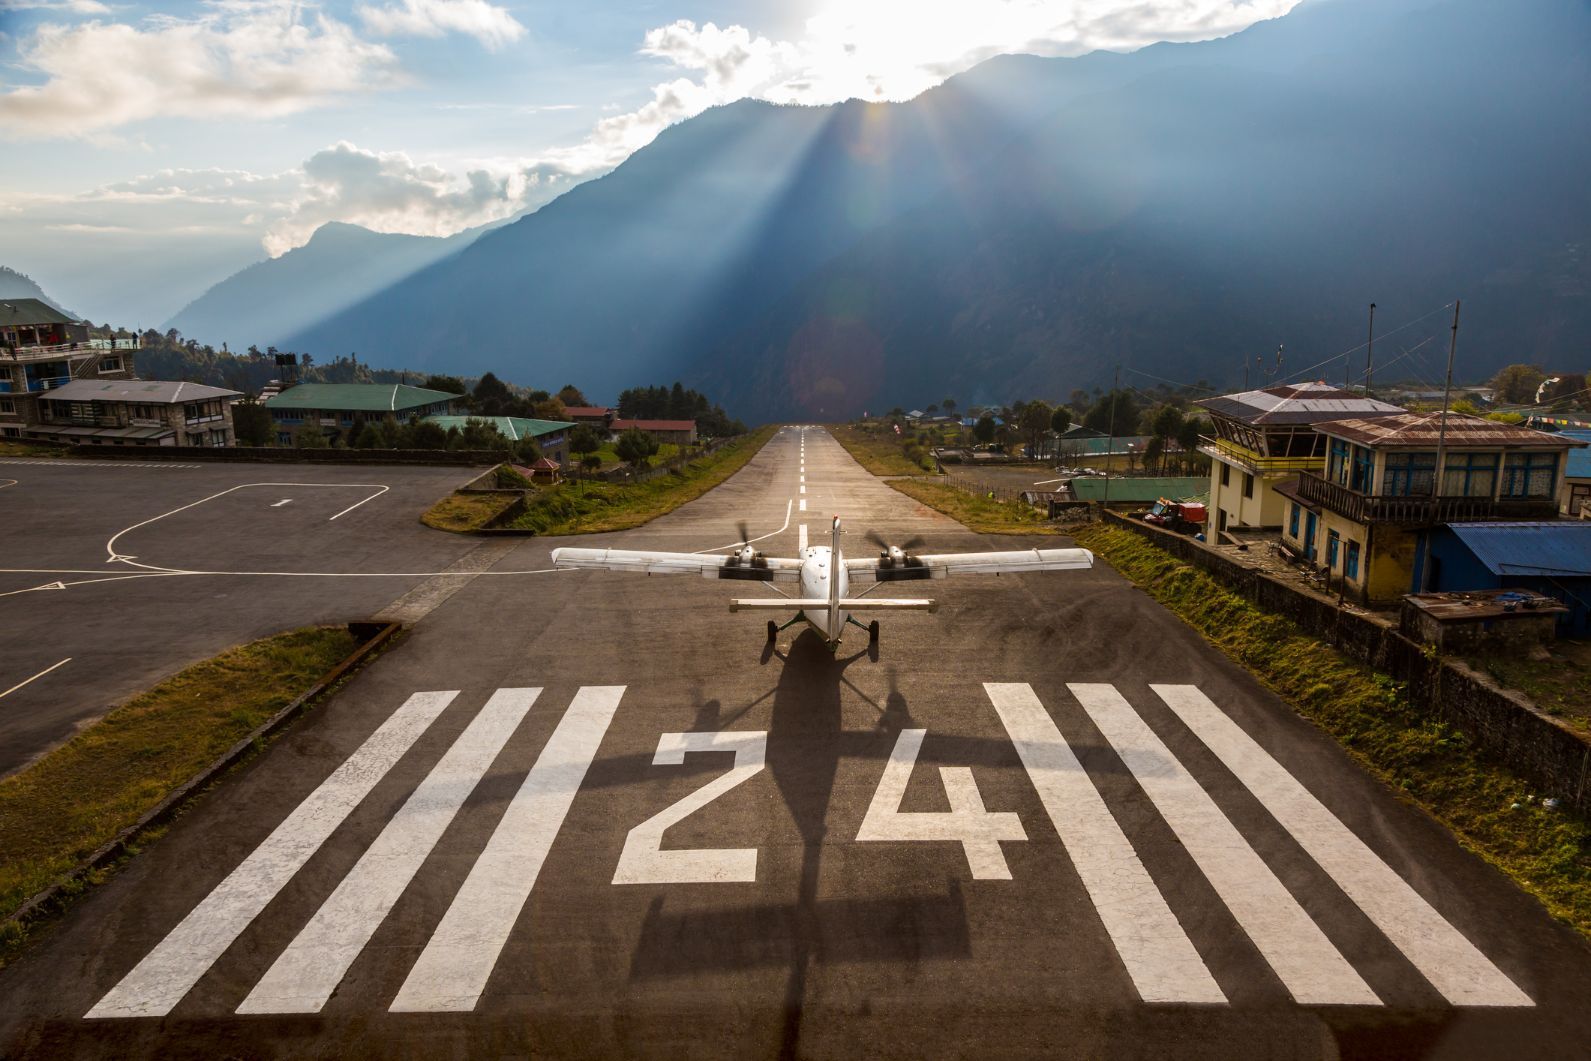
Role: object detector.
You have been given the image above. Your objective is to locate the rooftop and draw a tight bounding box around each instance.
[41,378,240,404]
[1070,476,1207,503]
[1443,522,1591,578]
[423,415,575,440]
[1196,382,1405,426]
[562,406,611,418]
[611,418,696,431]
[1562,429,1591,479]
[0,298,78,330]
[1320,412,1588,448]
[264,383,461,413]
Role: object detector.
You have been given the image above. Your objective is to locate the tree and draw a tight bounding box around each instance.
[615,427,660,467]
[1490,364,1546,405]
[1544,373,1587,408]
[1150,404,1184,443]
[941,397,957,415]
[569,424,604,463]
[454,417,507,450]
[512,436,541,465]
[1018,399,1053,457]
[231,398,271,446]
[1144,435,1165,473]
[1176,417,1208,474]
[581,453,603,472]
[557,384,588,407]
[403,419,449,450]
[292,423,329,449]
[423,375,468,398]
[1083,391,1140,436]
[973,414,997,445]
[473,372,514,416]
[1050,405,1072,435]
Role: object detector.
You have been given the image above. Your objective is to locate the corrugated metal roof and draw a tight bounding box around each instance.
[0,298,78,328]
[264,383,461,412]
[43,378,239,403]
[1562,430,1591,479]
[423,415,574,440]
[1070,476,1206,502]
[1445,522,1591,577]
[611,419,696,432]
[1321,412,1586,448]
[1195,382,1405,425]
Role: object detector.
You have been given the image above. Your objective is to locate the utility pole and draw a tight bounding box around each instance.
[1423,300,1461,591]
[1242,356,1249,391]
[1102,365,1120,509]
[1363,303,1377,393]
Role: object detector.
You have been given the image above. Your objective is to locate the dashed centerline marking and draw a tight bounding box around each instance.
[271,499,292,508]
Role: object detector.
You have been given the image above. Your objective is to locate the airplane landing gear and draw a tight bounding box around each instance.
[868,620,880,644]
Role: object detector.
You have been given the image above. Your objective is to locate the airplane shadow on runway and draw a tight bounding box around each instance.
[622,631,974,1060]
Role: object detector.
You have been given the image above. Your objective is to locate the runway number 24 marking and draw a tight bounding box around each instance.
[612,728,1022,884]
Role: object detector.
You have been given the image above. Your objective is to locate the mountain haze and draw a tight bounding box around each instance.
[0,267,76,318]
[286,0,1591,419]
[165,221,491,353]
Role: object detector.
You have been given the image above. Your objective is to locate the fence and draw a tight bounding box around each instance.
[941,472,1028,503]
[1101,510,1591,814]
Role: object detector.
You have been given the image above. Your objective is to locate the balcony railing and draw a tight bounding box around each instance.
[1200,437,1324,474]
[26,376,72,393]
[1295,471,1559,524]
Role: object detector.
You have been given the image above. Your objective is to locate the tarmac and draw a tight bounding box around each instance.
[2,428,1589,1059]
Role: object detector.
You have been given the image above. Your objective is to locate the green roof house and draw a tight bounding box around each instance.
[264,383,462,444]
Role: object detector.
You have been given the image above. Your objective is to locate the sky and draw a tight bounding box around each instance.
[0,0,1301,324]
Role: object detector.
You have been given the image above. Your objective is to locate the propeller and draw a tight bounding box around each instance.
[736,520,751,548]
[864,529,925,553]
[731,520,758,566]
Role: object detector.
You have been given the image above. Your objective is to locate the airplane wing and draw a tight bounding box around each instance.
[845,547,1093,582]
[551,547,802,582]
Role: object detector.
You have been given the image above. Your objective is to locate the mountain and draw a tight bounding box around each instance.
[286,0,1591,420]
[0,266,77,318]
[165,221,491,352]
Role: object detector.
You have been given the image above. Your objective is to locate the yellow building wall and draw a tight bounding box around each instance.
[1285,505,1418,603]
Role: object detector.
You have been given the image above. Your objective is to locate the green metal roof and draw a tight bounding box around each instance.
[424,415,575,440]
[264,383,460,413]
[0,298,78,328]
[1070,476,1207,502]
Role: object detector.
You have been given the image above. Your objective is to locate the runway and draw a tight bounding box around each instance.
[3,428,1589,1058]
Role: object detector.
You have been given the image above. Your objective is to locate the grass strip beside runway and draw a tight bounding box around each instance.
[501,425,778,535]
[828,423,939,475]
[1072,523,1591,939]
[888,478,1064,535]
[0,627,356,946]
[421,491,522,533]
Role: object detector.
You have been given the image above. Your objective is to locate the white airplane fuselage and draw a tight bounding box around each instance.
[797,545,849,644]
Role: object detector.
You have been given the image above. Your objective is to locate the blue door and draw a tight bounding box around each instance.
[1304,511,1318,560]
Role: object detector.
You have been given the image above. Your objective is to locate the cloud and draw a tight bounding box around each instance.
[356,0,525,51]
[0,1,401,139]
[0,0,113,13]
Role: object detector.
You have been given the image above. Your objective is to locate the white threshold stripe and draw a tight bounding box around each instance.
[238,688,542,1015]
[1070,683,1378,1006]
[1151,684,1532,1007]
[985,684,1225,1004]
[87,690,459,1019]
[390,685,625,1012]
[798,524,808,552]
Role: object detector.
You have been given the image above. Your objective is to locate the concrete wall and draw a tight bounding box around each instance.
[1102,511,1591,814]
[79,445,507,465]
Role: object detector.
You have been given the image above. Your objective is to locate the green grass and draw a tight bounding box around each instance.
[420,490,521,532]
[1470,642,1591,728]
[503,425,777,535]
[0,440,65,458]
[888,478,1063,535]
[1071,523,1591,939]
[589,441,681,468]
[0,627,356,949]
[828,423,937,475]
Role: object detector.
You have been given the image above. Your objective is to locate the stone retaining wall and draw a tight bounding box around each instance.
[1101,510,1591,813]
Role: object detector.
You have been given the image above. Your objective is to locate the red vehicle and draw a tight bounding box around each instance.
[1139,498,1208,534]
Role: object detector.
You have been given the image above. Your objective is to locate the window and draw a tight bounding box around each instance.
[1242,472,1254,498]
[0,398,13,415]
[1326,530,1340,569]
[1221,462,1230,487]
[1501,452,1558,498]
[1351,445,1373,493]
[69,401,95,420]
[1383,451,1436,496]
[2,427,19,438]
[1345,540,1360,581]
[1572,484,1591,517]
[1442,452,1498,497]
[98,356,122,373]
[1328,438,1351,485]
[277,432,293,446]
[1289,502,1300,538]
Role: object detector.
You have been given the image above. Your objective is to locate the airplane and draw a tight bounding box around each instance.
[550,515,1093,650]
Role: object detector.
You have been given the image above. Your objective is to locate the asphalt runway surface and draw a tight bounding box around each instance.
[3,429,1590,1059]
[0,459,479,776]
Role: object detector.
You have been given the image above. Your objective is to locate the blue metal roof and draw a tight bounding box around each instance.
[1562,429,1591,480]
[1445,522,1591,577]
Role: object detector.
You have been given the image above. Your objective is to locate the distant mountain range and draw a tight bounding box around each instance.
[129,0,1591,419]
[0,267,75,318]
[163,220,497,353]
